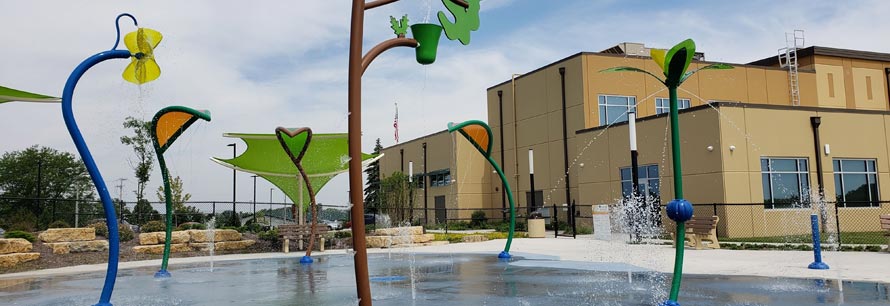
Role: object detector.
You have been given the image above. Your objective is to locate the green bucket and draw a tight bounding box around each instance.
[410,23,443,65]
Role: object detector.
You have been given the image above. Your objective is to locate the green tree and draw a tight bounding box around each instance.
[363,138,383,213]
[0,146,96,230]
[380,171,414,224]
[120,116,154,202]
[155,175,202,224]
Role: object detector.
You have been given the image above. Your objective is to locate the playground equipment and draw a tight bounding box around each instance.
[603,39,732,306]
[211,132,380,220]
[273,127,320,264]
[447,120,516,259]
[150,106,212,278]
[0,86,60,103]
[60,13,161,306]
[345,1,481,304]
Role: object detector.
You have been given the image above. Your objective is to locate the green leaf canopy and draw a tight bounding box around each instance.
[211,133,380,206]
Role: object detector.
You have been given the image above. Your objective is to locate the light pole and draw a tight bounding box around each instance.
[528,149,535,216]
[269,188,275,224]
[227,143,237,226]
[252,175,258,223]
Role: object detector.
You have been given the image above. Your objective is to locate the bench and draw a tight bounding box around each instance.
[686,215,720,250]
[671,215,720,249]
[278,224,329,253]
[881,214,890,251]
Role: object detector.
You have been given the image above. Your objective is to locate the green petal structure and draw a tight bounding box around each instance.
[0,86,61,104]
[437,0,480,45]
[664,39,696,86]
[212,133,381,205]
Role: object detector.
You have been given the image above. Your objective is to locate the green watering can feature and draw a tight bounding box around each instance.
[410,23,443,65]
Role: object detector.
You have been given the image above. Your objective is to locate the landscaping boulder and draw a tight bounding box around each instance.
[138,231,190,245]
[38,228,95,243]
[45,240,109,255]
[0,253,40,268]
[0,238,32,255]
[191,240,256,252]
[373,226,423,236]
[461,235,488,243]
[133,243,192,255]
[187,229,241,243]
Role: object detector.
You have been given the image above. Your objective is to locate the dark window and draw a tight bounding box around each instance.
[834,159,879,208]
[428,170,452,187]
[655,98,691,115]
[598,95,636,125]
[761,157,810,209]
[619,164,660,200]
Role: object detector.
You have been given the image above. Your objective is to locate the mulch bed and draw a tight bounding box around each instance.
[0,233,279,275]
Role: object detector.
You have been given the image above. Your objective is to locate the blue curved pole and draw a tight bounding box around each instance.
[61,49,131,306]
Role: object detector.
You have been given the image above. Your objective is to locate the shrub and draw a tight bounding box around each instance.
[87,222,134,241]
[258,229,279,244]
[240,223,263,233]
[48,220,71,229]
[471,210,487,227]
[140,220,166,233]
[334,230,352,239]
[3,209,37,232]
[177,222,206,231]
[4,230,36,242]
[88,222,108,237]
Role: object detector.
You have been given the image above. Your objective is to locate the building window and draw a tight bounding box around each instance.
[620,164,660,200]
[598,95,636,125]
[834,159,879,207]
[655,98,691,115]
[761,158,810,209]
[413,175,425,189]
[428,170,452,187]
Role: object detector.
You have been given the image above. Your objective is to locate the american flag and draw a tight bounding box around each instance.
[393,103,399,143]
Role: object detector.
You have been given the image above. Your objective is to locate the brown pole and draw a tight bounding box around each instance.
[348,1,372,305]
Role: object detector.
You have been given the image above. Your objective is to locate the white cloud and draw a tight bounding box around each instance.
[1,0,887,207]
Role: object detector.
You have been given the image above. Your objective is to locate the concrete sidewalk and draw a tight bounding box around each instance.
[1,235,887,283]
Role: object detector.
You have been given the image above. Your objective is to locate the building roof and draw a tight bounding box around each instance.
[381,129,449,151]
[749,46,890,66]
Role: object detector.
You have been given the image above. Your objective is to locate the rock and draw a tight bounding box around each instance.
[0,253,40,268]
[461,235,488,243]
[138,233,158,245]
[45,240,109,254]
[192,240,256,252]
[187,229,242,243]
[365,236,392,248]
[372,226,423,236]
[0,238,32,255]
[146,231,189,244]
[133,243,192,255]
[38,228,95,243]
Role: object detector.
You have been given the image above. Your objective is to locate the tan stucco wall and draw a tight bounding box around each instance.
[814,55,890,111]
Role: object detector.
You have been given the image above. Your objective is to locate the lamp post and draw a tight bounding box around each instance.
[227,143,237,226]
[528,149,535,215]
[252,175,258,223]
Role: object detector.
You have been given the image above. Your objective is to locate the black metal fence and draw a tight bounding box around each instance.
[0,196,351,232]
[3,196,887,247]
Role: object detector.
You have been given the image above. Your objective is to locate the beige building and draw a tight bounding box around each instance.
[380,43,890,237]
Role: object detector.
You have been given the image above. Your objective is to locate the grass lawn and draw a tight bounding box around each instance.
[722,231,887,245]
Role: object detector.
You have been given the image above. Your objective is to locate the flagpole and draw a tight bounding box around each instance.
[394,102,399,144]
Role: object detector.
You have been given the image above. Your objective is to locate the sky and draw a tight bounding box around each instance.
[1,0,889,207]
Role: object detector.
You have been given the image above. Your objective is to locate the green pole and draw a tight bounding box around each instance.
[487,155,515,254]
[158,154,174,273]
[667,85,685,301]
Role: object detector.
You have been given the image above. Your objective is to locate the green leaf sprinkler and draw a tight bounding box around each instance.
[447,120,515,259]
[602,39,732,306]
[150,106,211,278]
